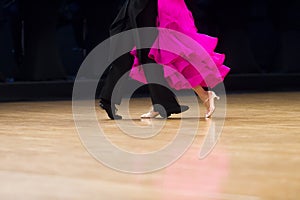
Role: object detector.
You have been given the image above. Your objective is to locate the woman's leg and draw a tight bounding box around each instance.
[193,85,208,103]
[193,85,219,118]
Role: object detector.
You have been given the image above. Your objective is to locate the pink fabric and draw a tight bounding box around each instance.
[129,0,230,89]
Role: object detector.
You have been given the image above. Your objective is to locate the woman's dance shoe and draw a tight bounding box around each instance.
[141,105,189,119]
[203,91,220,118]
[141,110,160,118]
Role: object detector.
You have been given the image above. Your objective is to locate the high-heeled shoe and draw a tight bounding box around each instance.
[141,105,189,119]
[141,110,160,118]
[203,91,220,118]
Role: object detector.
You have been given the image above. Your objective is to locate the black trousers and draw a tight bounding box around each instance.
[100,0,181,111]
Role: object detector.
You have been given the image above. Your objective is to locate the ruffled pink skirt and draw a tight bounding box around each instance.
[130,0,230,89]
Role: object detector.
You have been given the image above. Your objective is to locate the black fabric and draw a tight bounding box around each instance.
[100,0,181,111]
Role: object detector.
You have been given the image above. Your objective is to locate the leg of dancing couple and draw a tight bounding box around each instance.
[129,0,230,119]
[99,0,189,120]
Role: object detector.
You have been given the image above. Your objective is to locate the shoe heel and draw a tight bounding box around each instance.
[211,92,220,100]
[204,91,219,118]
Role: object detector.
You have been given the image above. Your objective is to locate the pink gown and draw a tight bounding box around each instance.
[129,0,230,89]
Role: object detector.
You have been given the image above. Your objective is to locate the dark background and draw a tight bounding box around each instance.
[0,0,299,101]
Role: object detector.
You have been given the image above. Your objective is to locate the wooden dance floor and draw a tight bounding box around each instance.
[0,92,299,200]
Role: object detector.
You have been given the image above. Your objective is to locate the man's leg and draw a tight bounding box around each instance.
[136,0,189,117]
[98,52,134,120]
[99,53,133,105]
[98,0,135,119]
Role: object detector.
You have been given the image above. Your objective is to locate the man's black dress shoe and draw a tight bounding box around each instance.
[99,99,122,120]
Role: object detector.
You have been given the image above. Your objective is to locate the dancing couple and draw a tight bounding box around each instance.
[99,0,230,120]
